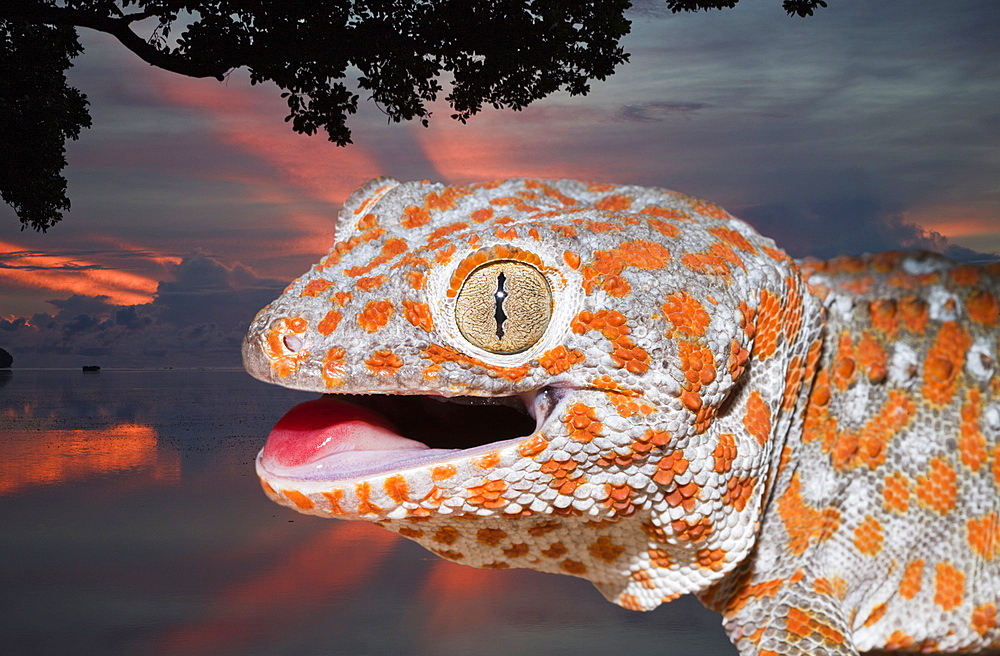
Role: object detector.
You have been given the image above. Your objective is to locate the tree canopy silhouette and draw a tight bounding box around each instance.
[1,0,826,232]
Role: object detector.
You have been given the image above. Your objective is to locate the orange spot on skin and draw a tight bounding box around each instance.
[882,472,911,514]
[604,482,638,516]
[397,527,424,538]
[570,310,649,374]
[641,205,690,223]
[645,216,681,238]
[869,299,899,336]
[332,291,353,306]
[384,475,410,503]
[972,603,998,636]
[960,388,988,471]
[560,559,587,575]
[518,434,548,458]
[365,349,403,375]
[474,452,500,469]
[406,270,426,290]
[591,376,656,418]
[283,489,314,510]
[754,289,782,361]
[967,290,999,324]
[671,517,713,543]
[857,331,888,383]
[786,607,846,645]
[432,526,460,544]
[343,238,408,277]
[722,475,756,512]
[697,548,728,572]
[355,212,378,230]
[580,239,671,297]
[899,559,924,599]
[321,489,345,515]
[402,300,434,332]
[595,194,632,212]
[934,561,965,611]
[884,631,916,650]
[662,291,711,338]
[321,347,347,388]
[923,322,972,407]
[431,465,456,481]
[466,479,507,509]
[691,198,731,220]
[538,345,585,375]
[564,403,602,442]
[899,297,929,333]
[916,457,958,515]
[494,225,518,240]
[355,482,383,515]
[776,473,840,556]
[401,205,431,228]
[831,389,915,471]
[317,310,342,336]
[853,515,884,556]
[742,391,771,446]
[563,250,581,269]
[470,207,493,223]
[709,226,757,253]
[356,275,388,292]
[476,527,507,546]
[540,542,568,558]
[588,536,626,562]
[300,278,334,297]
[713,433,737,473]
[967,513,1000,560]
[357,300,394,333]
[421,344,530,382]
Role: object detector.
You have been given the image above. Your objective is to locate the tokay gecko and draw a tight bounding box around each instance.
[243,178,1000,655]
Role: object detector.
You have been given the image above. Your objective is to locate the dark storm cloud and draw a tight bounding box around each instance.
[617,102,710,122]
[0,252,287,368]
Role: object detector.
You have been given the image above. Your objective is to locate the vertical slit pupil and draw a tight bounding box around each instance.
[494,271,508,339]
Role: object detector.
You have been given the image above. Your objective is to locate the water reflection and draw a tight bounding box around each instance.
[0,424,179,495]
[0,370,736,656]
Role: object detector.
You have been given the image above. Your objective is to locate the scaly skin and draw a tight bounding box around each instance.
[243,178,1000,655]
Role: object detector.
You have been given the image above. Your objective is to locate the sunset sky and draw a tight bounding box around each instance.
[2,0,999,368]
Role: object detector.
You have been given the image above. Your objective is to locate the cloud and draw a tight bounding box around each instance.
[616,102,710,122]
[0,252,286,368]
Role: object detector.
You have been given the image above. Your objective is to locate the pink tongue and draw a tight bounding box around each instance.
[262,396,428,468]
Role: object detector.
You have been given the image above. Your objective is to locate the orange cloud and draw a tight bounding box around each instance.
[411,102,609,183]
[0,241,168,308]
[151,76,383,206]
[905,204,1000,238]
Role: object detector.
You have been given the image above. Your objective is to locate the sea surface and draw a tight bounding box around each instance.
[0,369,737,655]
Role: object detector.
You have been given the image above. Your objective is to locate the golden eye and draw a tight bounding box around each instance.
[454,260,552,354]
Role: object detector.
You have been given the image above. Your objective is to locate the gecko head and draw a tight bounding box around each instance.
[243,178,822,610]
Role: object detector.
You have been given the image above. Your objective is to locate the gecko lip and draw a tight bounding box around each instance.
[258,389,557,482]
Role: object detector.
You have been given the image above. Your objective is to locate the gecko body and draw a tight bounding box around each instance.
[243,178,1000,655]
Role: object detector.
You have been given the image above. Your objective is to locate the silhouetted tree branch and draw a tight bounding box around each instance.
[1,0,824,232]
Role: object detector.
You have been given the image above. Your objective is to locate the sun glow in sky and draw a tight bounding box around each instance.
[1,1,998,367]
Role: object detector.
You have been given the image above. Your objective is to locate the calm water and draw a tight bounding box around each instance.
[0,369,737,656]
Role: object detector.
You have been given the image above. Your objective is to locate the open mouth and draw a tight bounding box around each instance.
[258,389,564,483]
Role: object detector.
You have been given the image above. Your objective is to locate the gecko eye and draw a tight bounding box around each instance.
[454,260,552,354]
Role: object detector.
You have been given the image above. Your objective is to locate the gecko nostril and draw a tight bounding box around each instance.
[283,335,304,352]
